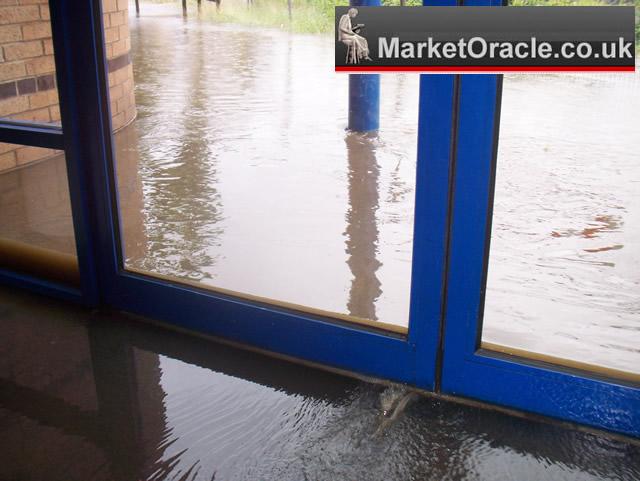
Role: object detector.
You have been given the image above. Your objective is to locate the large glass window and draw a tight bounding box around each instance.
[1,0,636,439]
[482,69,640,379]
[0,1,60,125]
[0,1,77,285]
[0,144,72,253]
[109,2,419,330]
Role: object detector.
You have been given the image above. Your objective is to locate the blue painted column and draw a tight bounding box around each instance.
[348,0,380,132]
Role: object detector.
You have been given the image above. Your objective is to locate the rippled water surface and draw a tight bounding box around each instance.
[1,287,639,481]
[114,3,639,370]
[117,4,419,328]
[484,72,640,374]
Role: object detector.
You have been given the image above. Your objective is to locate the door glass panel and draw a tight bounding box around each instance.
[0,1,61,125]
[109,2,418,330]
[482,67,640,379]
[0,143,78,285]
[0,2,77,285]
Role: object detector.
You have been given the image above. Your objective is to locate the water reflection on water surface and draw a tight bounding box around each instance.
[117,6,418,327]
[1,287,639,481]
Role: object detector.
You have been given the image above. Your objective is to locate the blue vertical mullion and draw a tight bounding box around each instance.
[443,72,499,367]
[407,0,458,390]
[48,0,120,306]
[42,0,464,389]
[439,0,640,438]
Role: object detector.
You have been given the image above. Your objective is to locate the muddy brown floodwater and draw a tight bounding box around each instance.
[485,72,640,375]
[116,4,420,329]
[115,4,639,375]
[0,2,637,376]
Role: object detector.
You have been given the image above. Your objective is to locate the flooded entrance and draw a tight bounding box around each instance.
[2,286,639,481]
[112,3,639,371]
[0,1,637,375]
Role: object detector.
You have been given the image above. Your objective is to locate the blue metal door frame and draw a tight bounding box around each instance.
[90,0,457,387]
[21,0,455,388]
[440,0,640,438]
[0,0,637,438]
[0,3,99,305]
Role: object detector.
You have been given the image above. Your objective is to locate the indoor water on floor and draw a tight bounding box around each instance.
[1,287,638,481]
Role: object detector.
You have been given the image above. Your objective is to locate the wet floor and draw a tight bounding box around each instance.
[0,285,638,481]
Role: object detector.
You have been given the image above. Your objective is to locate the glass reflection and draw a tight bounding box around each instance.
[0,145,77,284]
[0,0,61,125]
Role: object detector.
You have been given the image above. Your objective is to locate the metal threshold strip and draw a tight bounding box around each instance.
[0,238,80,288]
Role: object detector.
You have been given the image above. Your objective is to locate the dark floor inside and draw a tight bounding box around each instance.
[0,285,638,481]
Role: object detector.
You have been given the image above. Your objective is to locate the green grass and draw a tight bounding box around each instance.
[144,0,639,43]
[148,0,424,34]
[184,0,340,33]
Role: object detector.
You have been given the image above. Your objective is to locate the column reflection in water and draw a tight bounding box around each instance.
[344,133,381,322]
[113,3,418,329]
[482,70,640,379]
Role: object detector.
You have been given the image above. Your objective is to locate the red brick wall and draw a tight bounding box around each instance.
[103,0,136,131]
[0,0,136,172]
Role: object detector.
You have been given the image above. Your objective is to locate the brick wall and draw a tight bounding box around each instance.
[103,0,136,131]
[0,0,136,172]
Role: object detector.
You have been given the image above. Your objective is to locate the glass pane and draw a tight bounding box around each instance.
[0,143,78,285]
[0,1,61,124]
[482,68,640,379]
[110,2,418,330]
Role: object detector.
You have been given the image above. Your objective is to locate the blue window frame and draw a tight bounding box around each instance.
[441,69,640,438]
[0,123,66,293]
[33,0,459,389]
[0,0,637,439]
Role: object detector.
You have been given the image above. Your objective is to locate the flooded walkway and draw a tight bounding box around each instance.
[116,4,419,328]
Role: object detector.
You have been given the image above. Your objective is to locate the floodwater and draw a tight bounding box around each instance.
[484,72,640,374]
[0,3,637,374]
[115,3,639,372]
[1,285,639,481]
[116,4,419,328]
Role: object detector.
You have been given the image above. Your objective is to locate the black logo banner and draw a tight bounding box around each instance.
[335,7,636,72]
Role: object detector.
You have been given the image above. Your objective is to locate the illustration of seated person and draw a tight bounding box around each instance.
[338,8,372,64]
